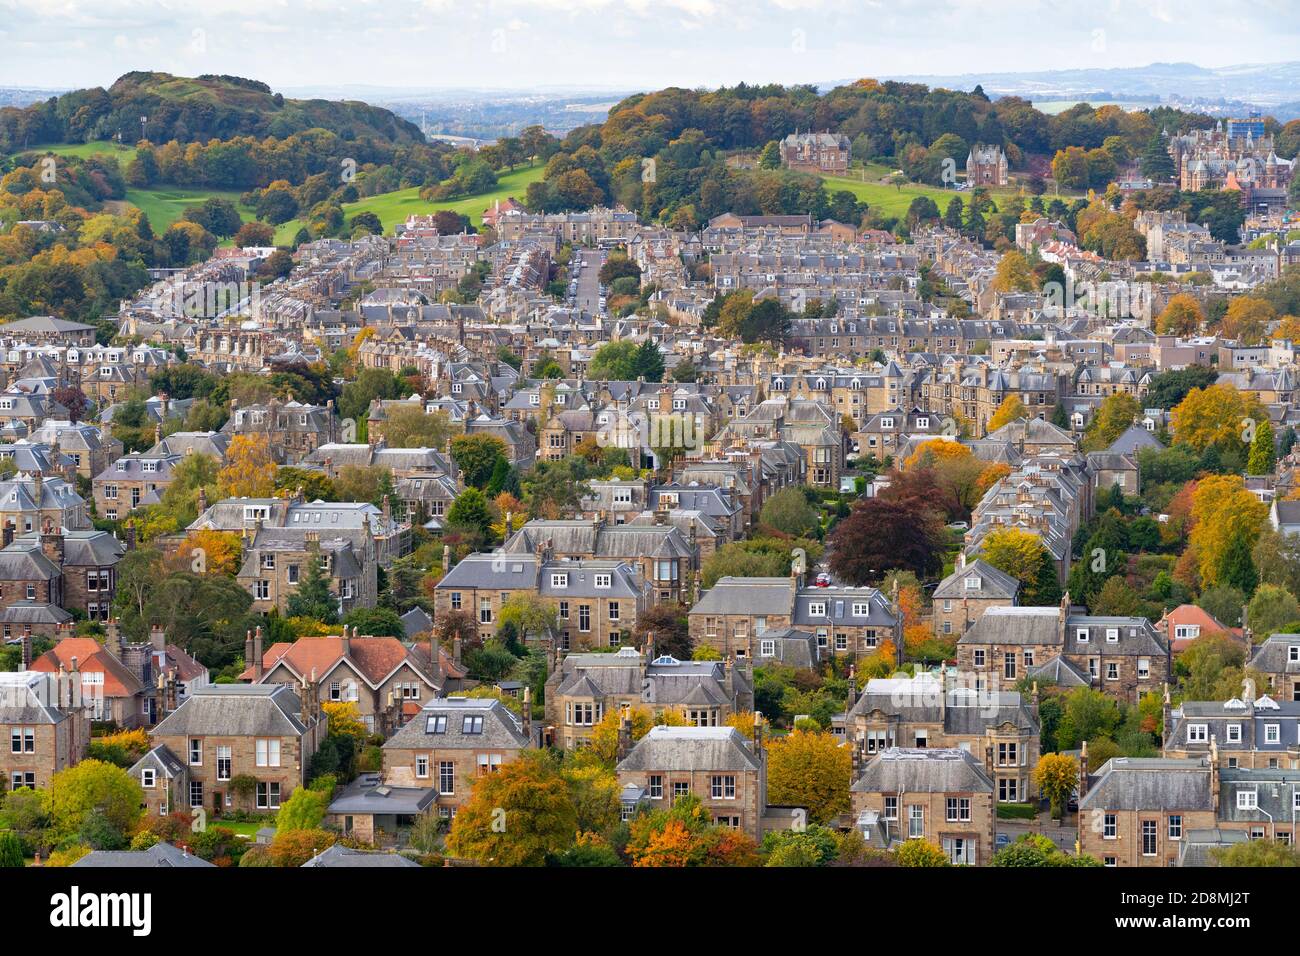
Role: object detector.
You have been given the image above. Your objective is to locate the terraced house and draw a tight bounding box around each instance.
[0,670,90,793]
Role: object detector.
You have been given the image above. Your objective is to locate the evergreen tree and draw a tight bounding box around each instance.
[485,456,519,497]
[448,487,493,539]
[286,553,338,624]
[1247,418,1277,476]
[1282,426,1298,457]
[1220,533,1258,597]
[1051,402,1069,429]
[943,196,964,231]
[1140,135,1176,183]
[633,339,664,383]
[1026,550,1064,607]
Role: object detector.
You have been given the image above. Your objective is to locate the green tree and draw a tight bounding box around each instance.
[587,341,641,381]
[45,760,143,840]
[448,487,493,539]
[759,487,820,537]
[285,552,338,624]
[450,434,508,488]
[276,786,329,832]
[633,339,665,383]
[1247,417,1277,475]
[1246,583,1299,638]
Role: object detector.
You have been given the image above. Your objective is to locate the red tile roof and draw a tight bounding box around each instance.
[30,638,143,698]
[239,635,429,686]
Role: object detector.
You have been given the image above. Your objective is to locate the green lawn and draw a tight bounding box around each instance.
[215,819,272,839]
[272,164,545,244]
[120,187,255,231]
[7,139,134,161]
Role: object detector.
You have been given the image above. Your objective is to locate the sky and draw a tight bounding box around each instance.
[1,0,1299,93]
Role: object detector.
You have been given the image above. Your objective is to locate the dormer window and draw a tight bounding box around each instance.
[426,715,447,734]
[965,576,981,590]
[551,573,568,588]
[1290,645,1299,663]
[648,399,659,410]
[808,602,827,617]
[1076,628,1089,643]
[673,399,686,410]
[1106,628,1119,643]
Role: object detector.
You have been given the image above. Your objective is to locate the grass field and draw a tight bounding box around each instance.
[272,164,545,244]
[120,187,255,231]
[7,139,133,161]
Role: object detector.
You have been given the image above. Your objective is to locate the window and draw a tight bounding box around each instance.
[998,742,1018,766]
[287,564,299,584]
[1227,724,1242,743]
[1003,652,1016,680]
[255,580,270,601]
[578,605,591,632]
[1238,789,1258,810]
[1188,724,1208,743]
[551,573,569,588]
[852,602,869,617]
[190,782,203,808]
[808,602,826,617]
[648,775,663,799]
[450,592,462,611]
[1142,820,1157,856]
[256,782,281,810]
[10,729,33,753]
[1103,813,1117,839]
[760,639,776,658]
[188,739,202,765]
[1076,628,1089,643]
[594,573,611,589]
[1023,650,1035,668]
[416,755,429,778]
[1266,724,1281,745]
[908,805,924,839]
[608,602,620,622]
[711,775,736,800]
[1137,658,1150,679]
[439,761,454,795]
[462,715,484,734]
[1169,815,1182,840]
[216,746,231,781]
[141,768,156,788]
[884,795,898,821]
[999,778,1019,802]
[427,715,447,734]
[1106,662,1119,681]
[558,601,569,620]
[477,753,503,775]
[946,797,971,822]
[673,781,690,800]
[1105,628,1119,643]
[255,739,280,768]
[479,597,492,625]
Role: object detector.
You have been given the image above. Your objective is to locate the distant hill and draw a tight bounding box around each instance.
[0,72,426,152]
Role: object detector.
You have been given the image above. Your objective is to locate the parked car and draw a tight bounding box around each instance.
[995,833,1011,850]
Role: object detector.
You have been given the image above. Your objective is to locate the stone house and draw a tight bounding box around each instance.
[0,670,91,792]
[931,558,1020,639]
[850,747,997,865]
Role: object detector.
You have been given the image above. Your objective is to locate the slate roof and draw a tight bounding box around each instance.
[151,684,312,738]
[1248,633,1300,674]
[932,559,1021,601]
[383,696,529,752]
[959,606,1060,646]
[302,844,421,867]
[851,747,994,793]
[690,577,796,617]
[616,725,761,773]
[72,843,215,867]
[0,670,68,724]
[1078,757,1213,812]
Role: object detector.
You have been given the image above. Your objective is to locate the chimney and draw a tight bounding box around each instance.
[104,619,123,660]
[616,714,633,762]
[244,630,254,676]
[301,675,312,725]
[40,520,64,566]
[1078,740,1090,797]
[522,686,533,743]
[1209,737,1220,812]
[253,626,264,681]
[452,635,462,665]
[846,665,857,713]
[149,622,165,654]
[197,485,208,515]
[1,523,13,548]
[442,544,452,574]
[752,710,764,755]
[340,624,351,659]
[124,522,136,551]
[504,511,513,538]
[33,473,43,507]
[984,743,995,782]
[20,633,31,670]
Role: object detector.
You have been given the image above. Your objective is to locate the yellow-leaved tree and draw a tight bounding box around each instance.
[764,729,851,825]
[980,526,1047,586]
[1032,753,1080,820]
[218,434,278,499]
[174,528,242,576]
[1189,474,1267,588]
[1169,383,1264,453]
[1155,293,1204,336]
[986,395,1029,433]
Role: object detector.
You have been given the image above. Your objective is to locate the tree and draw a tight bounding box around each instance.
[233,221,275,247]
[1145,366,1218,410]
[218,434,278,498]
[0,831,24,867]
[992,833,1100,867]
[587,340,641,381]
[765,730,851,825]
[1211,838,1300,867]
[267,828,336,867]
[285,552,337,624]
[1170,383,1263,453]
[1247,416,1277,476]
[174,529,242,577]
[588,706,655,766]
[1156,293,1204,336]
[1246,583,1299,639]
[1082,393,1141,452]
[383,405,450,449]
[992,251,1034,293]
[632,603,692,659]
[50,384,89,423]
[981,527,1048,588]
[341,606,405,638]
[1189,475,1267,589]
[446,752,578,866]
[448,487,493,539]
[633,339,665,383]
[1033,753,1079,820]
[498,593,559,646]
[759,487,820,537]
[1222,297,1277,345]
[44,760,143,841]
[758,141,782,169]
[625,794,758,867]
[894,839,951,867]
[986,394,1029,433]
[450,434,507,488]
[275,786,329,832]
[829,485,946,583]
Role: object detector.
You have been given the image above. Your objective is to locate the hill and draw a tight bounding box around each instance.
[0,72,425,153]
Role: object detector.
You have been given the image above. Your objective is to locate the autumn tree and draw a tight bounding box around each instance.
[1221,297,1277,345]
[992,251,1034,293]
[625,794,759,867]
[986,394,1029,433]
[1169,383,1264,453]
[1189,475,1267,590]
[383,405,451,449]
[588,706,655,766]
[218,434,278,498]
[1033,753,1080,820]
[765,729,851,824]
[894,839,951,867]
[445,752,578,865]
[1156,293,1204,336]
[1211,838,1300,867]
[981,527,1048,589]
[174,529,242,577]
[1082,392,1141,452]
[44,760,143,841]
[632,603,693,659]
[451,434,508,489]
